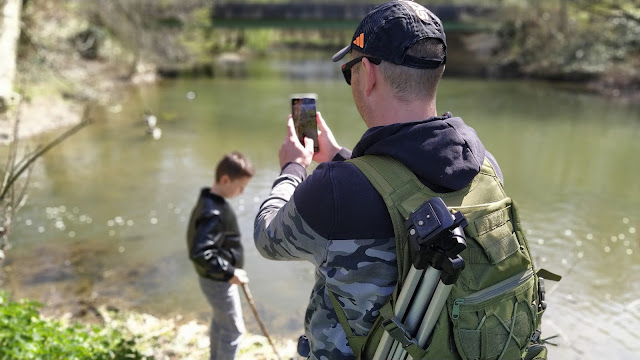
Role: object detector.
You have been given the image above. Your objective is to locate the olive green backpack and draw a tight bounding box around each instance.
[328,155,560,360]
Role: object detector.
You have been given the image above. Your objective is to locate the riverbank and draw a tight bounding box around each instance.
[39,290,301,360]
[0,237,301,359]
[84,305,300,360]
[0,291,299,360]
[1,263,300,360]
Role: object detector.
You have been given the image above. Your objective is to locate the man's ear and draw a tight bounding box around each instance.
[361,57,378,96]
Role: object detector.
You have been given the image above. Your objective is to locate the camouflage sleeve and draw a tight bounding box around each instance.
[254,173,328,266]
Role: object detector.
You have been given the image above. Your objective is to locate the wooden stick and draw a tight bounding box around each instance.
[241,283,282,360]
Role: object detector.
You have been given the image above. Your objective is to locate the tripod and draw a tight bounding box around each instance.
[372,197,467,360]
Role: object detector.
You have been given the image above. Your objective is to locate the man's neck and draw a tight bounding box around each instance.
[367,98,438,127]
[357,63,439,127]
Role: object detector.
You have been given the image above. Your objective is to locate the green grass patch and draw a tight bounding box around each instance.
[0,292,150,360]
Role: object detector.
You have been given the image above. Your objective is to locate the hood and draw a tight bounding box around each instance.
[352,113,485,191]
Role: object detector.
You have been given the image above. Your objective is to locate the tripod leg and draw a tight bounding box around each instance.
[387,341,401,360]
[403,267,440,331]
[415,283,452,346]
[388,267,441,360]
[373,266,424,360]
[406,282,453,360]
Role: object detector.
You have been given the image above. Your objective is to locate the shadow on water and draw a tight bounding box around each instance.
[1,52,640,359]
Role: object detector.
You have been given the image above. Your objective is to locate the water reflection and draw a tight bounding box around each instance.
[1,55,639,359]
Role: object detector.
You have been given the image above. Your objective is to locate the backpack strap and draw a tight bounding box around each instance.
[327,290,370,353]
[324,155,434,359]
[347,155,430,283]
[328,290,428,360]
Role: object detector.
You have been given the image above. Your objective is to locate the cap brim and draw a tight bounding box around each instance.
[332,44,351,62]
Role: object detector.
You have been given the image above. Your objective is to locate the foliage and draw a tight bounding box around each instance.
[492,0,640,79]
[244,29,279,54]
[180,6,230,60]
[0,292,150,360]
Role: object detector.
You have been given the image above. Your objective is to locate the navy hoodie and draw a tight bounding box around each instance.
[291,113,500,241]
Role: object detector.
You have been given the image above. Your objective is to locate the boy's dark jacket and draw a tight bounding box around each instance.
[187,188,243,281]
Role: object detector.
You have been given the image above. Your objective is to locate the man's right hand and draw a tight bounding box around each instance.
[313,112,342,163]
[230,268,249,285]
[279,116,314,168]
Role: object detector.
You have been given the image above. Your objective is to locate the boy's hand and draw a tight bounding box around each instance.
[279,115,314,168]
[312,112,341,163]
[230,268,249,285]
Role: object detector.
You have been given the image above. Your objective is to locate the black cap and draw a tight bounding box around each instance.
[332,0,446,69]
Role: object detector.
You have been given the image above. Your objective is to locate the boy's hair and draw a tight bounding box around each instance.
[215,151,255,183]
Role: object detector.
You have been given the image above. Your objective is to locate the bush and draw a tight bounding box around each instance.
[0,292,151,360]
[494,0,640,80]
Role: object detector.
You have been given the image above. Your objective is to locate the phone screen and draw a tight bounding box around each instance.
[291,96,318,152]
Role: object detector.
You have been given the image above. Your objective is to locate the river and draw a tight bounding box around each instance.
[1,54,639,359]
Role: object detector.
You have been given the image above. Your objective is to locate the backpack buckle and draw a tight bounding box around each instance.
[382,317,418,349]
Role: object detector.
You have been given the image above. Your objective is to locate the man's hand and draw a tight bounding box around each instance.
[230,268,249,285]
[279,116,314,168]
[312,112,342,163]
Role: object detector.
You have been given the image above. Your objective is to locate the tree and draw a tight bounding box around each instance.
[0,0,22,113]
[492,0,639,81]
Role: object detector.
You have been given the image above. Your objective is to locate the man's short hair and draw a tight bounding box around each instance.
[215,151,254,182]
[378,38,446,102]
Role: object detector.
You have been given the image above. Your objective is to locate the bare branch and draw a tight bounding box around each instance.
[1,104,22,197]
[0,106,92,202]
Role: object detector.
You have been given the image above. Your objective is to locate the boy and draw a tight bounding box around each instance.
[187,151,254,360]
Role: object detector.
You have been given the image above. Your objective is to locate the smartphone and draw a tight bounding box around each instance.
[291,93,319,152]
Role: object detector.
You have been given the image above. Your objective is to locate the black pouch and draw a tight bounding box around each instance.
[297,334,310,358]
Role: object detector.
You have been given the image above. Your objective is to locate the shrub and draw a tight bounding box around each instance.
[0,292,151,360]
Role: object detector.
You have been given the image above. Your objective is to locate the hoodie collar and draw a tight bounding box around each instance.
[352,113,485,191]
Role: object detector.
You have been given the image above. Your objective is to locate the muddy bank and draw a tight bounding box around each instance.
[47,304,300,360]
[86,307,301,360]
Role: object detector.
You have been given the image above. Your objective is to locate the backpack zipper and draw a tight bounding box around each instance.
[451,269,534,319]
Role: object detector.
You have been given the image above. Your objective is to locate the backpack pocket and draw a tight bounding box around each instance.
[454,197,534,292]
[449,270,537,360]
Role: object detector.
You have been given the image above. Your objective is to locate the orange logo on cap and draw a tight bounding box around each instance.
[353,33,364,48]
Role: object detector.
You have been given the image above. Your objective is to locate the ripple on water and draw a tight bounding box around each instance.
[537,213,640,359]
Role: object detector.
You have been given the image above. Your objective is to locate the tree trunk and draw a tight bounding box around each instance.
[0,0,22,113]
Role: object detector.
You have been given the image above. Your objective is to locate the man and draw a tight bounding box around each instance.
[254,1,503,359]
